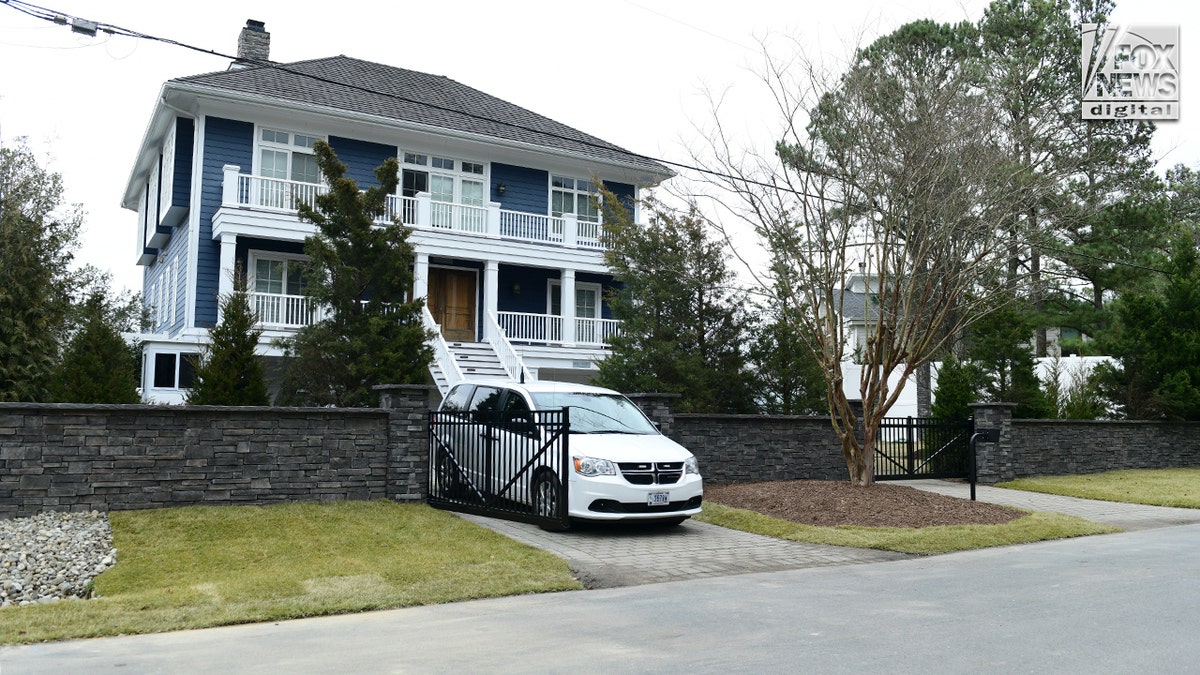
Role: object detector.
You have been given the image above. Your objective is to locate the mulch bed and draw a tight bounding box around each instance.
[705,480,1024,528]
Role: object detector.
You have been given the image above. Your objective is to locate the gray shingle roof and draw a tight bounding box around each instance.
[171,56,671,178]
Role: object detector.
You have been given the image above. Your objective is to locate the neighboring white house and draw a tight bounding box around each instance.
[124,21,672,404]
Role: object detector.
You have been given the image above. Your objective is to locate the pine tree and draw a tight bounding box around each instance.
[277,142,432,407]
[0,140,82,401]
[596,191,756,413]
[47,289,140,404]
[187,270,269,406]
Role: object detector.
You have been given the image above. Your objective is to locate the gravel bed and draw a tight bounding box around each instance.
[1,511,117,607]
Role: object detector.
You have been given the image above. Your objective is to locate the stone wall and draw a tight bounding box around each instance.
[0,385,431,519]
[7,390,1200,519]
[674,414,849,483]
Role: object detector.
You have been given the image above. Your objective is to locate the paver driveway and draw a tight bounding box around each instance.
[459,478,1200,588]
[455,513,906,588]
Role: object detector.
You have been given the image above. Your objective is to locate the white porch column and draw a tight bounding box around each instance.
[222,165,241,207]
[483,260,499,341]
[561,268,576,346]
[217,232,237,322]
[413,252,429,303]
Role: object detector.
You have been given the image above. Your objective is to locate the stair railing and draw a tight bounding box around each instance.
[423,305,464,393]
[485,311,535,383]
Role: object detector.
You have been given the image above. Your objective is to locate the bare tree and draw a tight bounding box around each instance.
[688,25,1048,485]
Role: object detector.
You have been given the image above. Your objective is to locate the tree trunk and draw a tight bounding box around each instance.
[916,361,931,418]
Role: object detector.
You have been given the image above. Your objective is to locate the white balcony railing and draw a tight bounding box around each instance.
[252,292,325,329]
[496,311,618,347]
[221,166,612,250]
[576,317,622,346]
[497,311,563,344]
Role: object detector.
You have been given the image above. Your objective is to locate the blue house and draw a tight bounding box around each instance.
[124,20,671,403]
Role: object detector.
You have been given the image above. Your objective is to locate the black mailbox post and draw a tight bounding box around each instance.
[969,428,1001,501]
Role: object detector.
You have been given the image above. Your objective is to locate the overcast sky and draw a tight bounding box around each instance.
[2,0,1196,295]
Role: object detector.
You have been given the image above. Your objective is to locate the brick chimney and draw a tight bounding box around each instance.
[234,19,270,66]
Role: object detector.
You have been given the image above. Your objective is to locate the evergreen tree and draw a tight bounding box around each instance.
[188,270,269,406]
[0,139,82,401]
[965,303,1052,418]
[596,192,756,413]
[748,265,827,415]
[47,286,141,404]
[277,142,432,407]
[1099,239,1200,420]
[930,355,984,420]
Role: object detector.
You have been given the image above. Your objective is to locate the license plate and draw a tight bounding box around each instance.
[647,491,670,506]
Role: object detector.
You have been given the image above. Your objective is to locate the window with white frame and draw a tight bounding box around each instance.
[152,352,198,389]
[551,176,599,223]
[250,254,309,326]
[257,128,322,184]
[401,153,486,229]
[548,280,603,319]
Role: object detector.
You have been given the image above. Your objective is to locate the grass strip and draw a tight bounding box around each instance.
[999,468,1200,508]
[695,502,1118,555]
[0,500,580,645]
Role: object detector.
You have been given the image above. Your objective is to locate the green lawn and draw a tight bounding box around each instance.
[0,501,580,645]
[999,468,1200,508]
[695,504,1117,555]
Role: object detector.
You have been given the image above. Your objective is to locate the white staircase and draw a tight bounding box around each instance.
[428,341,520,394]
[424,308,536,395]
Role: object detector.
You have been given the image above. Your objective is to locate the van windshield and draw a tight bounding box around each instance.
[529,392,658,435]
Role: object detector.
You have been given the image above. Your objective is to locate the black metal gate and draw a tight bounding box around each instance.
[874,417,974,480]
[427,408,571,530]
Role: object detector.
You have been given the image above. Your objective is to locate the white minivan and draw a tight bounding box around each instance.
[434,380,703,527]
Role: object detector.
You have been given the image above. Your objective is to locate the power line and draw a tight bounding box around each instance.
[1,0,1177,280]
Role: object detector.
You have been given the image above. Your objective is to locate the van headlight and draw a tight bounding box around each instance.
[573,455,618,477]
[685,457,700,475]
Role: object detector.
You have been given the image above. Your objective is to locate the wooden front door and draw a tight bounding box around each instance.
[429,267,477,342]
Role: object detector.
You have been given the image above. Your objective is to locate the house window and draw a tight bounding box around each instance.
[257,128,322,185]
[551,176,599,223]
[548,281,602,319]
[401,153,486,228]
[250,254,310,326]
[152,352,198,389]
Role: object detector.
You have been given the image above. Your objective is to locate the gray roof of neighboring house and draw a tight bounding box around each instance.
[169,55,671,179]
[837,290,874,322]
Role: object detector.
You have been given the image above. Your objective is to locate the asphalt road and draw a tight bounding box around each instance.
[5,522,1199,674]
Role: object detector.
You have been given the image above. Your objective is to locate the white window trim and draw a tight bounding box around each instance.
[253,126,325,183]
[248,252,309,296]
[400,151,488,205]
[550,174,601,222]
[547,280,603,319]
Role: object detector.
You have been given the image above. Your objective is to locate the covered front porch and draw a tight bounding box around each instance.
[413,255,621,349]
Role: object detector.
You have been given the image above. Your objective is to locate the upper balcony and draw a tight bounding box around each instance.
[218,166,610,250]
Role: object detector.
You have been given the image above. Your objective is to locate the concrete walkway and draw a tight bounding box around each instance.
[901,479,1200,530]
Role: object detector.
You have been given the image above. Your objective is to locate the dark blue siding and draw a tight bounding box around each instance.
[197,116,254,328]
[498,266,555,314]
[606,181,636,215]
[172,117,194,209]
[492,163,548,213]
[329,136,396,189]
[496,267,617,319]
[236,238,306,275]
